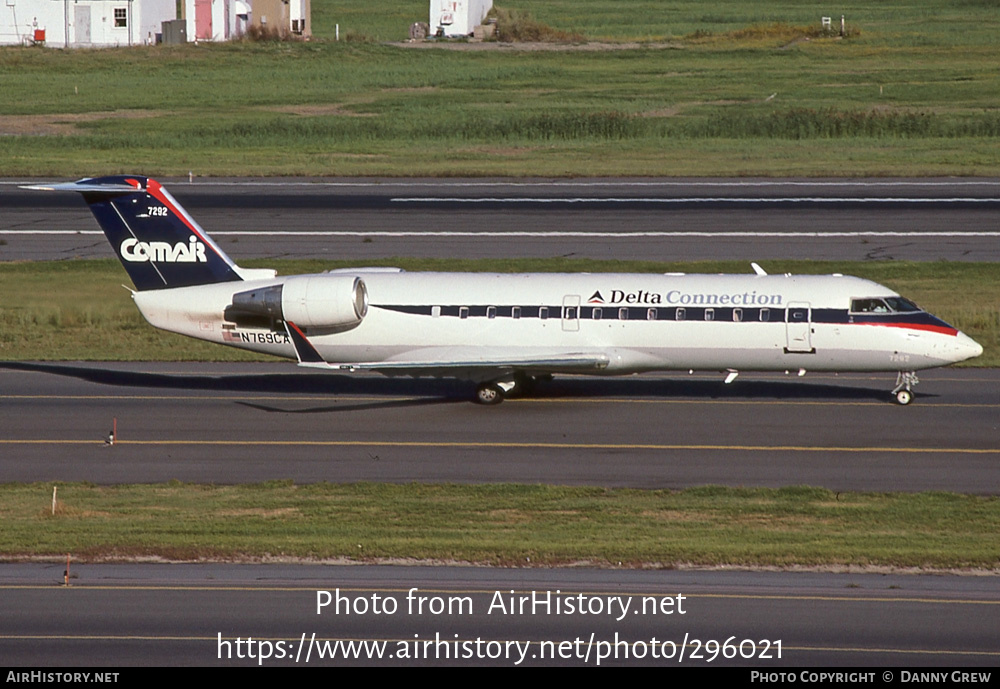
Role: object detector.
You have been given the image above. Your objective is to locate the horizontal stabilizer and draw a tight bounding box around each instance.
[23,180,146,195]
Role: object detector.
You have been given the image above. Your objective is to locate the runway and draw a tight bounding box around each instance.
[2,177,999,262]
[2,362,998,493]
[2,563,998,667]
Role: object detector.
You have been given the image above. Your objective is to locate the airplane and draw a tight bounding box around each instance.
[25,175,983,405]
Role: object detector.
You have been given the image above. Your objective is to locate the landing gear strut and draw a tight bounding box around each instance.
[891,371,919,405]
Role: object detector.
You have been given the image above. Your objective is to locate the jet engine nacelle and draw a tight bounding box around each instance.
[228,275,368,332]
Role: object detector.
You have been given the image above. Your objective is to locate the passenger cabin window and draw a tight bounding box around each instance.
[733,308,743,322]
[593,307,602,320]
[647,308,657,321]
[539,307,549,320]
[564,306,577,320]
[705,308,715,321]
[487,306,496,319]
[618,308,628,321]
[459,306,469,319]
[760,308,769,322]
[512,306,521,319]
[431,306,441,318]
[676,307,686,321]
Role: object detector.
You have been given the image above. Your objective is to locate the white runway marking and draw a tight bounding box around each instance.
[6,180,1000,188]
[391,196,999,204]
[5,230,999,238]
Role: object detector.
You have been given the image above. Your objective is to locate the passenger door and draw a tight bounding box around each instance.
[785,302,813,353]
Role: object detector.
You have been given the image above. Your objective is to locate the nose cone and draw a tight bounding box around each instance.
[955,331,984,363]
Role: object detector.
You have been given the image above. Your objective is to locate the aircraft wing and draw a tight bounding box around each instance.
[331,351,611,377]
[285,322,609,378]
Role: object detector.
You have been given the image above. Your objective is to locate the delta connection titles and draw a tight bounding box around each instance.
[589,288,783,306]
[316,587,687,620]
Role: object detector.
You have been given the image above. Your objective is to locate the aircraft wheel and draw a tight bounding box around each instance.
[895,389,913,406]
[475,383,505,405]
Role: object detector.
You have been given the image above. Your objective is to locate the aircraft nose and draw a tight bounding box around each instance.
[956,332,983,362]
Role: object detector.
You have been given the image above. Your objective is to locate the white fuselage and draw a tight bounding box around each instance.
[132,271,983,375]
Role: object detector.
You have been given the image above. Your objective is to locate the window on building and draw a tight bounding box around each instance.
[114,8,128,28]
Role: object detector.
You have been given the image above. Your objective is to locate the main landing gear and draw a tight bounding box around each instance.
[475,381,512,405]
[474,374,550,405]
[891,371,919,405]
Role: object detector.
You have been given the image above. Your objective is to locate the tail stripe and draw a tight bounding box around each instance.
[144,179,233,267]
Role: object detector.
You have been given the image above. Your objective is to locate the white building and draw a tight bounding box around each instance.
[431,0,492,38]
[0,0,175,48]
[183,0,248,42]
[183,0,309,43]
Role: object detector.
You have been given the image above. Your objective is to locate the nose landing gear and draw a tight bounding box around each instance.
[892,371,919,405]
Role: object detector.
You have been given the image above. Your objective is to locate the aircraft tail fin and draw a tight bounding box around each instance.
[26,176,273,291]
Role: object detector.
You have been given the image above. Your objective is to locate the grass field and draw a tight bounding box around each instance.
[0,0,997,176]
[3,482,999,569]
[1,258,996,365]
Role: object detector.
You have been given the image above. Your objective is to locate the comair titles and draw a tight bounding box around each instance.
[120,236,207,263]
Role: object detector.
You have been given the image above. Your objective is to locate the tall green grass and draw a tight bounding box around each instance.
[690,108,1000,139]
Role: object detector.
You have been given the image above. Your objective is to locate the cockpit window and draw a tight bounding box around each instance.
[883,297,921,313]
[851,297,922,314]
[851,298,890,313]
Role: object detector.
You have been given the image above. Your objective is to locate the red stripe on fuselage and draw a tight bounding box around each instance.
[860,322,958,336]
